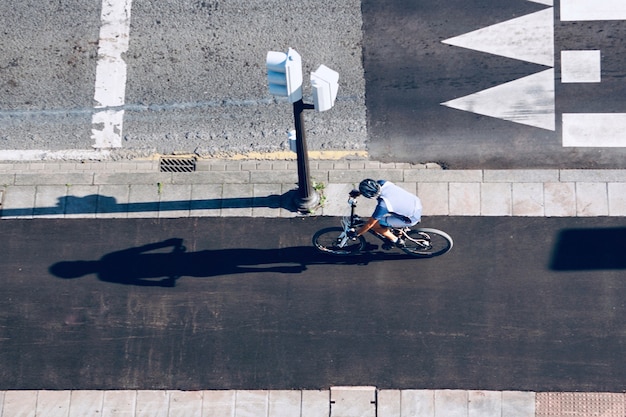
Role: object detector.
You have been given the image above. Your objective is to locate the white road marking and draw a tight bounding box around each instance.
[563,114,626,147]
[529,0,553,5]
[91,0,132,148]
[442,8,554,67]
[561,50,601,83]
[442,69,555,131]
[561,0,626,21]
[0,150,111,161]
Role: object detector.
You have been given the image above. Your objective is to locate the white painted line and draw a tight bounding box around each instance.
[0,149,111,161]
[91,0,132,148]
[563,113,626,147]
[529,0,553,5]
[561,0,626,21]
[442,8,554,67]
[561,50,601,83]
[442,69,555,131]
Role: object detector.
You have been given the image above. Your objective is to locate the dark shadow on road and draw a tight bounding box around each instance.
[49,238,411,286]
[550,227,626,270]
[0,190,302,217]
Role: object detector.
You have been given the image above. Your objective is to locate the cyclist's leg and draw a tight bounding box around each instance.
[377,216,407,241]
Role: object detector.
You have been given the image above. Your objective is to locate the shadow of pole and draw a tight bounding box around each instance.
[0,190,303,218]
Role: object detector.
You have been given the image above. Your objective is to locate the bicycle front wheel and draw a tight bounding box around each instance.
[312,227,366,256]
[401,228,453,257]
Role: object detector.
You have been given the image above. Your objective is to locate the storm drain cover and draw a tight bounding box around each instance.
[160,156,197,173]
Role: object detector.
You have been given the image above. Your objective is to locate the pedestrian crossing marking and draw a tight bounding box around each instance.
[442,69,555,131]
[561,0,626,21]
[442,8,554,67]
[441,0,626,145]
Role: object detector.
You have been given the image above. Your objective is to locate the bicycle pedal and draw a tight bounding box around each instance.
[381,242,393,250]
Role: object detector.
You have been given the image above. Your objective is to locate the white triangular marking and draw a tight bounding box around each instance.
[442,8,554,67]
[441,69,555,131]
[529,0,552,5]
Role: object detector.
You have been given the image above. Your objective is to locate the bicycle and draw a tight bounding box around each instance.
[312,189,453,257]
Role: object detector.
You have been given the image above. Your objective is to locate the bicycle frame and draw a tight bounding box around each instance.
[336,191,429,250]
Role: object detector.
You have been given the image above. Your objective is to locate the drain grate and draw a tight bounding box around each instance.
[160,156,197,173]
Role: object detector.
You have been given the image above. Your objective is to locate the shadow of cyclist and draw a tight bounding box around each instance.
[49,237,416,287]
[48,238,325,287]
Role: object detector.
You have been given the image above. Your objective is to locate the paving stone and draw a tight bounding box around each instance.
[235,390,269,417]
[302,391,329,417]
[16,173,93,186]
[269,391,302,417]
[64,185,100,218]
[449,183,481,215]
[484,170,558,183]
[94,172,172,185]
[190,184,223,217]
[102,390,136,417]
[512,183,545,216]
[0,186,36,218]
[35,391,71,417]
[418,182,449,216]
[221,184,254,217]
[0,174,15,185]
[405,169,482,183]
[135,391,168,417]
[377,390,401,417]
[468,391,501,417]
[252,183,284,217]
[250,169,299,184]
[34,185,67,218]
[329,169,403,184]
[3,390,37,417]
[96,185,130,219]
[435,390,468,417]
[576,182,609,216]
[158,184,192,218]
[69,391,104,417]
[168,390,203,417]
[608,183,626,215]
[202,391,235,417]
[401,390,435,417]
[544,182,576,217]
[560,169,626,182]
[502,391,535,417]
[127,184,161,218]
[330,386,376,417]
[481,182,512,216]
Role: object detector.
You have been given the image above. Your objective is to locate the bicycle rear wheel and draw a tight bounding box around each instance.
[313,227,366,256]
[401,228,453,257]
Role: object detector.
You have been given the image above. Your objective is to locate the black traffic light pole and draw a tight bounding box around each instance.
[292,99,319,212]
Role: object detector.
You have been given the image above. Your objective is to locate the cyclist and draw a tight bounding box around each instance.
[350,179,422,248]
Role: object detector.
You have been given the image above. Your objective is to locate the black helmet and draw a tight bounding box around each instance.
[359,179,381,198]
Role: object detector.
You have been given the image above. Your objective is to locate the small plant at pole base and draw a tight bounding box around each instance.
[311,180,327,211]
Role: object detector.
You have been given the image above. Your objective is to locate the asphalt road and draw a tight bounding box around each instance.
[2,216,626,392]
[362,0,626,168]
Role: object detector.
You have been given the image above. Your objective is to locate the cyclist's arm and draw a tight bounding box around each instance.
[356,217,379,236]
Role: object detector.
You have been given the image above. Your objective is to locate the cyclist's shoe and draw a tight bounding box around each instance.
[381,241,394,250]
[395,238,406,248]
